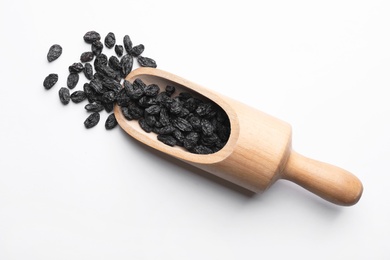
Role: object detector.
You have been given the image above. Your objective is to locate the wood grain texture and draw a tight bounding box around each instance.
[114,68,363,206]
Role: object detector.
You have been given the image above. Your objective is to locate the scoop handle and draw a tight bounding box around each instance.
[281,151,363,206]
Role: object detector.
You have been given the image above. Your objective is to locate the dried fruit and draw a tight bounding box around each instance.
[69,62,84,73]
[59,87,70,105]
[157,134,176,146]
[115,45,124,57]
[120,54,133,78]
[129,44,144,57]
[43,73,58,89]
[144,84,160,97]
[70,90,87,103]
[104,32,116,48]
[84,112,100,128]
[80,52,94,63]
[91,40,103,56]
[85,102,104,112]
[67,73,79,89]
[123,35,133,54]
[47,44,62,62]
[105,113,117,130]
[137,56,157,68]
[139,118,152,133]
[192,145,213,154]
[83,63,93,80]
[84,31,101,44]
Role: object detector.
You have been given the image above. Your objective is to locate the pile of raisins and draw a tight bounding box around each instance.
[44,31,230,154]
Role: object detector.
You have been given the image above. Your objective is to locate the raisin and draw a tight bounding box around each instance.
[172,129,185,144]
[188,116,201,131]
[138,96,157,107]
[108,56,121,71]
[191,145,213,154]
[116,88,131,107]
[201,119,214,136]
[85,102,104,112]
[80,52,94,63]
[102,91,116,103]
[145,114,156,126]
[169,100,182,114]
[43,73,58,89]
[47,44,62,62]
[84,31,101,44]
[173,118,192,132]
[138,118,152,133]
[83,63,94,80]
[183,98,200,112]
[165,85,175,96]
[157,134,176,146]
[159,108,170,126]
[133,78,147,89]
[121,106,133,120]
[91,40,103,56]
[201,133,220,147]
[69,62,84,73]
[104,32,116,48]
[115,45,124,57]
[123,35,133,54]
[158,125,176,135]
[105,113,117,130]
[127,103,144,119]
[67,73,79,89]
[84,112,100,129]
[137,56,157,68]
[144,84,160,97]
[145,105,161,115]
[120,54,133,78]
[89,78,104,94]
[196,103,213,117]
[129,44,144,57]
[183,132,200,150]
[70,90,87,103]
[59,87,70,105]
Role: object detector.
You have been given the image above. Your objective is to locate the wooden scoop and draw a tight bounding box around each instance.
[114,68,363,206]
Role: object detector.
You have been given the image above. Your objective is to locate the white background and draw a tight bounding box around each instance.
[1,0,389,259]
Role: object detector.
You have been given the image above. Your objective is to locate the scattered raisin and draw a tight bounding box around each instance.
[84,112,100,129]
[47,44,62,62]
[91,40,103,56]
[105,113,117,130]
[80,52,94,63]
[137,56,157,68]
[115,45,124,57]
[59,87,70,105]
[83,63,94,80]
[104,32,116,48]
[70,90,87,103]
[43,73,58,89]
[85,102,104,112]
[69,62,84,73]
[84,31,101,44]
[129,44,144,57]
[67,73,79,89]
[123,35,133,54]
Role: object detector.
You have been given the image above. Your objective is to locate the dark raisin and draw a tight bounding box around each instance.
[85,102,104,112]
[184,132,200,150]
[201,119,214,136]
[68,62,84,73]
[108,56,121,71]
[159,108,170,126]
[43,73,58,89]
[191,145,213,154]
[89,78,104,94]
[172,129,185,144]
[165,85,175,96]
[129,44,144,57]
[105,113,117,130]
[144,84,160,97]
[91,40,103,56]
[138,96,157,107]
[137,56,157,68]
[104,32,116,48]
[179,108,190,118]
[123,35,133,54]
[84,31,101,44]
[70,90,87,103]
[158,125,176,135]
[133,78,147,89]
[83,63,94,80]
[196,103,213,117]
[183,98,200,112]
[145,105,161,115]
[201,133,220,147]
[80,52,94,63]
[102,91,116,103]
[115,45,124,57]
[84,112,100,128]
[128,103,144,119]
[157,134,176,147]
[115,88,131,107]
[67,73,79,89]
[103,102,114,113]
[145,114,156,126]
[59,87,70,105]
[120,54,133,78]
[178,92,193,101]
[138,118,152,133]
[169,101,182,114]
[217,123,230,142]
[121,106,133,120]
[47,44,62,62]
[188,116,201,131]
[173,118,192,132]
